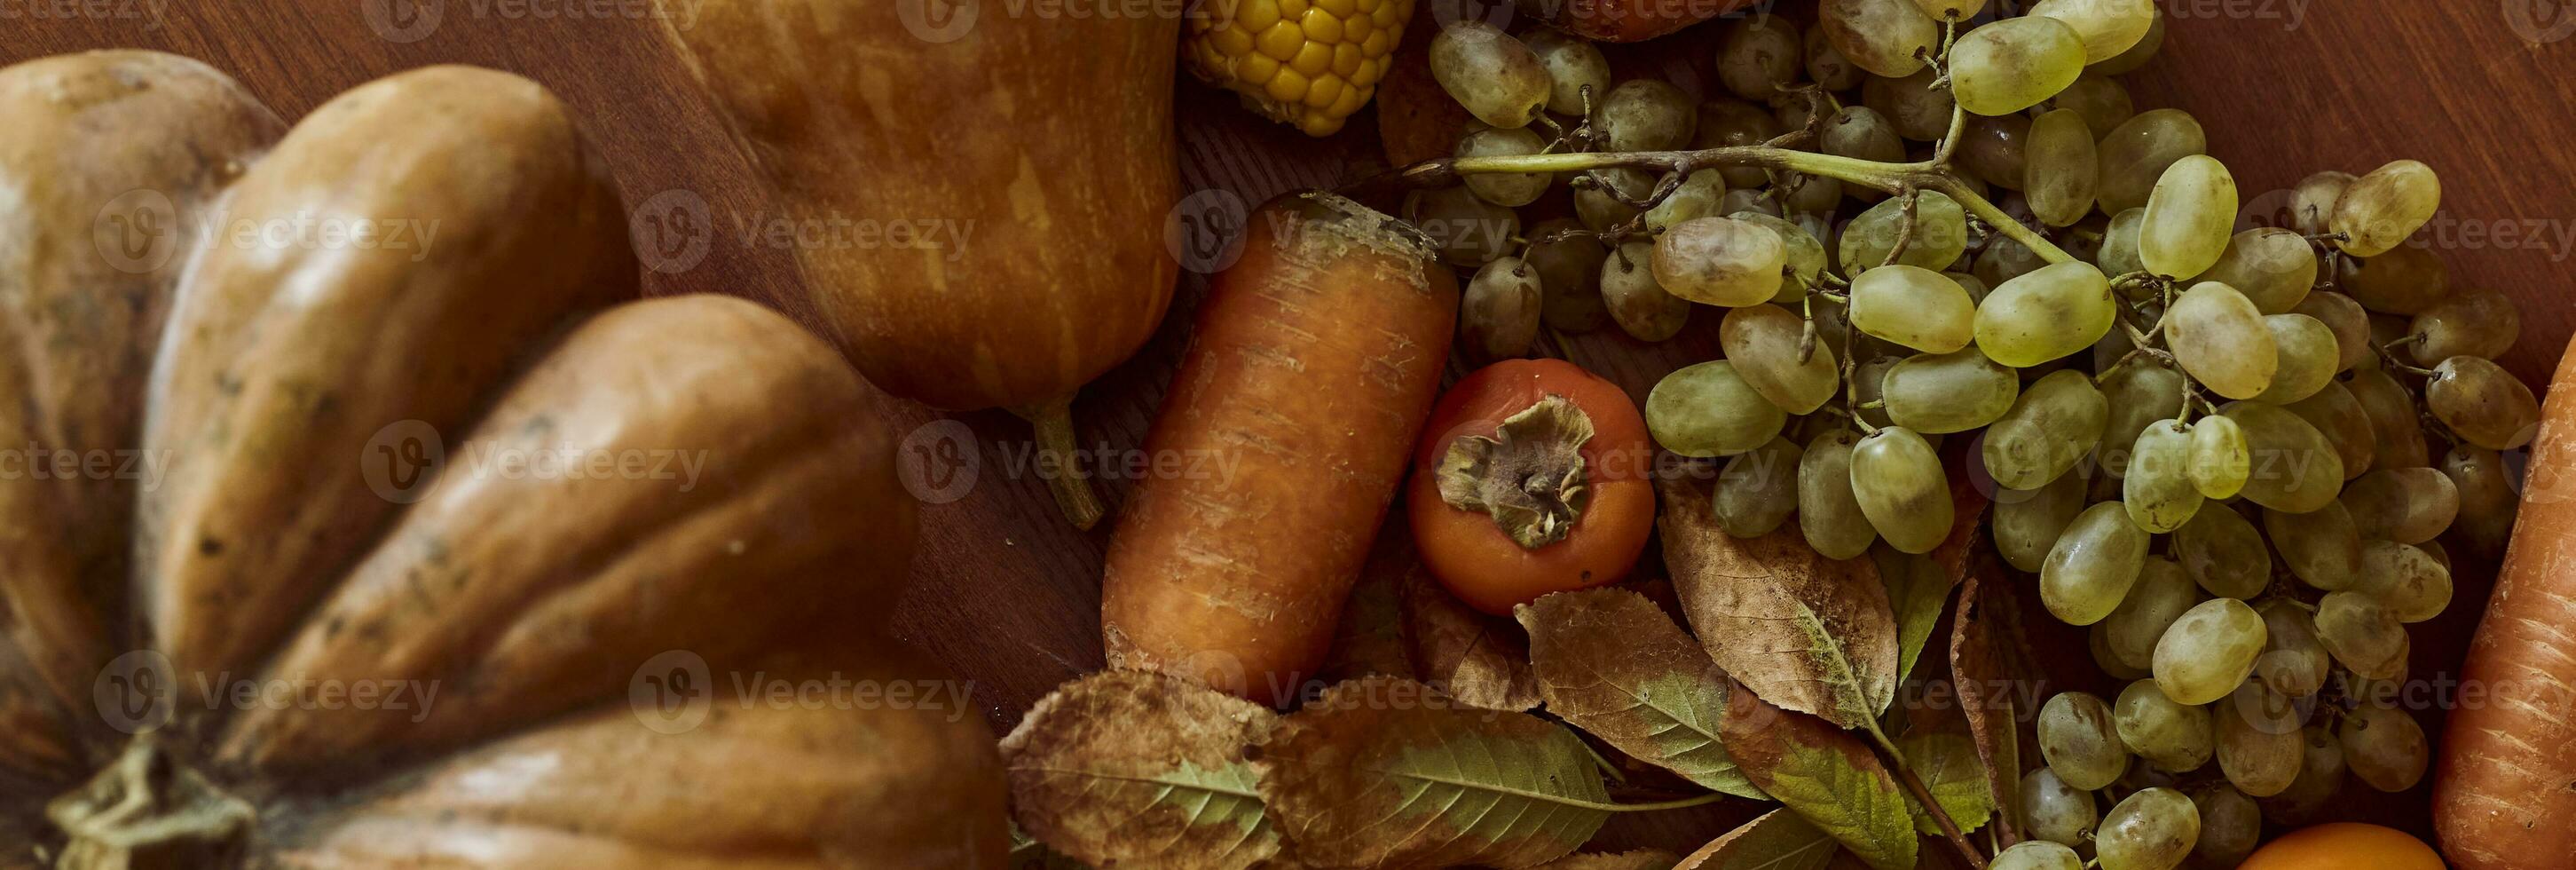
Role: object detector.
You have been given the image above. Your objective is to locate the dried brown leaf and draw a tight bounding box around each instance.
[1658,478,1899,730]
[1257,676,1609,869]
[1000,670,1281,869]
[1535,848,1686,870]
[1400,566,1540,711]
[1928,459,1990,582]
[1516,588,1763,798]
[1372,27,1473,168]
[1719,687,1917,870]
[1947,565,2039,848]
[1321,533,1418,685]
[1673,808,1839,870]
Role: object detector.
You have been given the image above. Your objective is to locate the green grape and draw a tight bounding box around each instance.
[2024,108,2099,227]
[1804,22,1864,91]
[2174,504,2270,599]
[2281,381,2377,481]
[1519,28,1611,117]
[1654,217,1787,307]
[2428,355,2542,450]
[1574,168,1653,233]
[2291,291,2372,371]
[1719,187,1783,218]
[1848,265,1973,353]
[2096,207,2149,276]
[1984,369,2109,490]
[2040,691,2132,790]
[1992,841,2083,870]
[2186,415,2250,499]
[1996,471,2090,572]
[2314,590,2408,680]
[1601,241,1690,342]
[1461,257,1543,361]
[2348,367,2433,470]
[2251,313,2340,404]
[2284,170,2355,236]
[1961,114,2031,191]
[1839,191,1970,274]
[2123,421,2202,533]
[2096,787,2199,870]
[1882,347,2020,434]
[2343,467,2460,545]
[1951,16,2088,116]
[2115,677,2213,771]
[1717,14,1802,99]
[2165,281,2278,399]
[2410,289,2522,363]
[1975,261,2116,368]
[1782,172,1845,218]
[1721,304,1839,415]
[2097,108,2207,216]
[2422,539,2454,572]
[2020,767,2099,846]
[2265,502,2362,591]
[1850,355,1904,429]
[1642,169,1729,233]
[2152,597,2266,705]
[2190,785,2262,868]
[1599,79,1697,153]
[1731,211,1829,303]
[2097,360,2186,479]
[1429,23,1551,128]
[2253,597,2331,699]
[1717,436,1805,538]
[1454,126,1552,207]
[1862,66,1958,141]
[2044,73,2135,138]
[1824,105,1907,164]
[2138,154,2238,279]
[2214,684,2304,797]
[2089,2,2165,73]
[2030,0,2158,63]
[1524,219,1610,333]
[1647,361,1784,457]
[2337,242,2451,316]
[1819,0,1938,77]
[2258,725,2346,826]
[2339,704,2429,792]
[2443,444,2520,559]
[2102,557,2198,670]
[2331,160,2442,257]
[1949,270,1991,304]
[2199,228,2319,314]
[2356,540,2453,623]
[2094,622,2152,680]
[1800,430,1879,560]
[2044,502,2150,625]
[1850,427,1953,554]
[1693,99,1785,188]
[1973,234,2049,289]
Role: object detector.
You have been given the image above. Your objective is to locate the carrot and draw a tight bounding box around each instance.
[1101,191,1458,707]
[2434,336,2576,869]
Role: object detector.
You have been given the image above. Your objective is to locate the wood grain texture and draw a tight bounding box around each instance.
[6,0,2571,851]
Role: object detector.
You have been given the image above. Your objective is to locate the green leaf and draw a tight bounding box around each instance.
[999,670,1282,870]
[1257,676,1612,868]
[1871,546,1955,689]
[1659,479,1900,731]
[1720,688,1918,870]
[1674,809,1841,870]
[1517,589,1766,800]
[1895,732,1994,836]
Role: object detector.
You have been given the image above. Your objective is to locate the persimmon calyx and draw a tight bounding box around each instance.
[47,734,252,869]
[1435,393,1594,550]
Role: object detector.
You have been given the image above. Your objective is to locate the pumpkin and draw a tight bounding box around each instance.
[657,0,1183,529]
[0,51,1004,867]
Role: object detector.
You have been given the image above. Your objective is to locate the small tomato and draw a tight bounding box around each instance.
[2240,823,2443,870]
[1409,359,1655,614]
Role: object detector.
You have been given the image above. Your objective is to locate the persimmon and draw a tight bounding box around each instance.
[1410,360,1656,614]
[2240,823,2443,870]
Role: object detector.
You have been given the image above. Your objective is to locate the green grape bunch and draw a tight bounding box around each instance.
[1400,1,2528,864]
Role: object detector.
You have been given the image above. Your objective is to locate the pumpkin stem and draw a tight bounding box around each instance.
[46,734,250,870]
[1014,397,1107,531]
[1433,394,1595,550]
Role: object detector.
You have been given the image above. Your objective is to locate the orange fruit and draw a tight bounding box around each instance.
[2240,823,2443,870]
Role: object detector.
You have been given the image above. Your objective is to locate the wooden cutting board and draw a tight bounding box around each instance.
[8,0,2572,850]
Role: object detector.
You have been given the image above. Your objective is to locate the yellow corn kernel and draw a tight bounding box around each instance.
[1289,40,1332,77]
[1264,67,1310,104]
[1181,0,1413,137]
[1300,8,1342,44]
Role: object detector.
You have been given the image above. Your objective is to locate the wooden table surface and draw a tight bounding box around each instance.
[9,0,2572,852]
